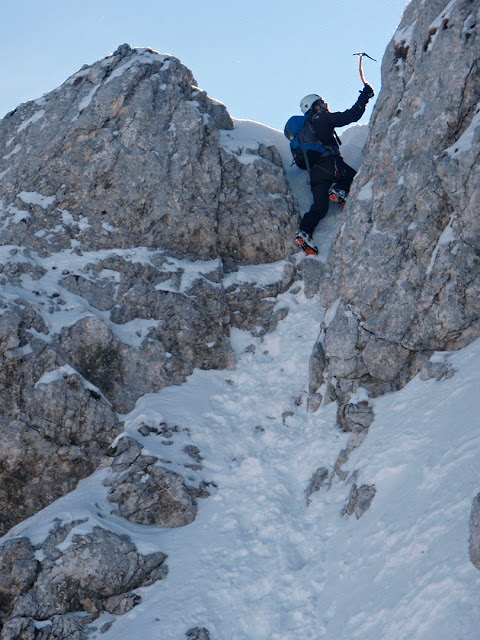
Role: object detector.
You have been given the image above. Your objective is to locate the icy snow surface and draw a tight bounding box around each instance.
[2,143,21,160]
[394,19,418,47]
[446,104,480,156]
[358,177,375,201]
[426,0,459,52]
[17,190,56,209]
[16,109,45,133]
[6,278,480,640]
[2,121,479,639]
[426,212,457,276]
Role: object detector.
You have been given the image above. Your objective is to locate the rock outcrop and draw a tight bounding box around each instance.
[186,628,211,640]
[0,43,296,264]
[469,492,480,571]
[312,0,480,423]
[0,43,299,538]
[104,436,201,527]
[0,311,120,536]
[0,522,168,639]
[341,483,376,519]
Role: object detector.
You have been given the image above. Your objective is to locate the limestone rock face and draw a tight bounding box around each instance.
[0,44,300,637]
[0,33,308,640]
[0,43,296,264]
[0,538,38,610]
[316,0,480,409]
[54,265,234,414]
[0,309,120,536]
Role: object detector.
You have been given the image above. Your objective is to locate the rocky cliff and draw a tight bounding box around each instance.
[313,0,480,431]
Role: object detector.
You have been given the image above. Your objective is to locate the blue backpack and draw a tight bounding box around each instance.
[284,114,328,171]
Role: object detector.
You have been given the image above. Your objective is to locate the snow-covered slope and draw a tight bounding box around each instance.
[103,297,480,640]
[5,237,480,640]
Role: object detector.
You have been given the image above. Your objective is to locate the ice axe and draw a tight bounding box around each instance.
[353,52,377,85]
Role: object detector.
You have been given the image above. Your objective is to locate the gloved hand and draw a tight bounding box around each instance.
[360,83,375,100]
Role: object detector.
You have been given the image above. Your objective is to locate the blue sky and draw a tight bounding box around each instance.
[0,0,408,131]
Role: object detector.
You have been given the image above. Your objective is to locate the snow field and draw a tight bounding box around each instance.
[97,271,480,640]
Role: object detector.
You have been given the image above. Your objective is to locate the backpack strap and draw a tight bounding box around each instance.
[299,140,312,173]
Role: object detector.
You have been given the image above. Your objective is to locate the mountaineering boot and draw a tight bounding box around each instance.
[329,186,347,210]
[295,230,318,256]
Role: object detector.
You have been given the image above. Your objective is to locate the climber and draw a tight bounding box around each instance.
[290,84,374,256]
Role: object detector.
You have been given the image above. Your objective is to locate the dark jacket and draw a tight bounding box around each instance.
[306,96,368,167]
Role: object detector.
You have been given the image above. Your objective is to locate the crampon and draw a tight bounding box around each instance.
[329,187,347,210]
[295,231,318,256]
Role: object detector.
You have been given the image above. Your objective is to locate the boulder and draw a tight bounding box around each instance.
[469,492,480,571]
[342,484,376,519]
[0,522,167,636]
[105,437,199,527]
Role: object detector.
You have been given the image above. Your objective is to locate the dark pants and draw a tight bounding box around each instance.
[299,156,356,236]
